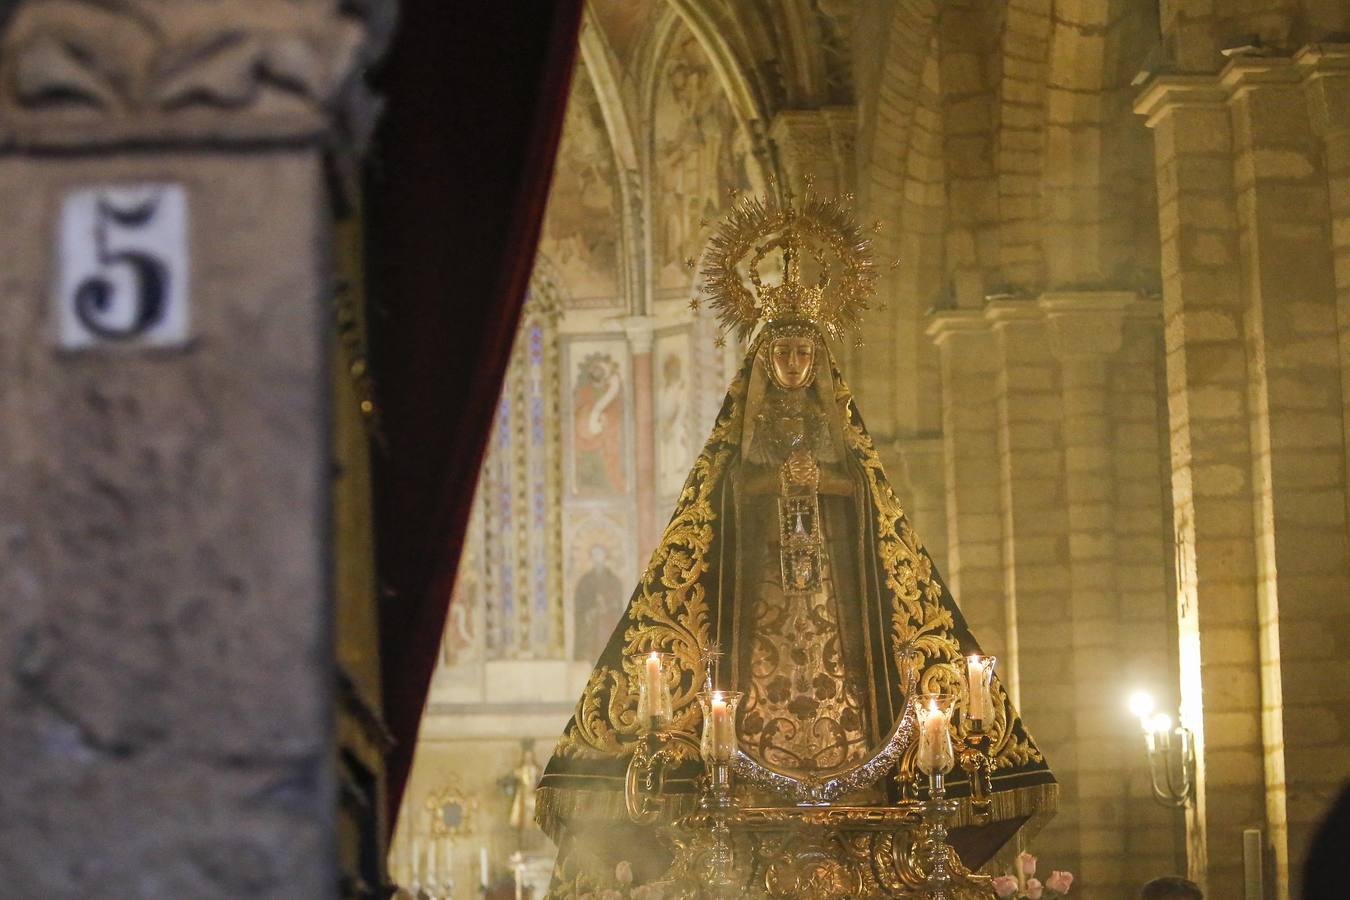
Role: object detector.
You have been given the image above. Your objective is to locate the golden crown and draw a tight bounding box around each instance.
[690,183,879,345]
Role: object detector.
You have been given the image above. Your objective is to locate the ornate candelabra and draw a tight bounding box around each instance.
[620,649,1005,899]
[910,693,996,900]
[958,656,996,824]
[697,689,742,893]
[626,652,679,824]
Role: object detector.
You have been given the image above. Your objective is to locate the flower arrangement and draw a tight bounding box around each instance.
[991,852,1074,899]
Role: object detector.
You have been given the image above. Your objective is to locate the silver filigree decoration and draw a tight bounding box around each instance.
[730,703,917,804]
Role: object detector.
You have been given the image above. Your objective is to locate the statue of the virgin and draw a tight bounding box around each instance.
[537,188,1056,896]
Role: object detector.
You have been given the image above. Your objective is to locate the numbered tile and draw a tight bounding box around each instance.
[57,184,189,349]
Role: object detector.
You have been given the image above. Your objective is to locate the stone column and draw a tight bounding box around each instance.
[988,301,1079,869]
[621,316,659,562]
[1225,54,1350,895]
[1303,46,1350,536]
[933,294,1182,894]
[1136,75,1275,899]
[1111,302,1188,884]
[1045,295,1126,891]
[0,3,381,897]
[1140,51,1350,896]
[929,314,1011,669]
[1044,293,1176,895]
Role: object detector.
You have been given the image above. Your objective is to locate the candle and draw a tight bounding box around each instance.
[711,690,733,759]
[480,845,489,888]
[967,656,990,724]
[644,651,663,723]
[916,697,954,774]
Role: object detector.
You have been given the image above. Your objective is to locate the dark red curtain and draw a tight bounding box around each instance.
[366,0,584,825]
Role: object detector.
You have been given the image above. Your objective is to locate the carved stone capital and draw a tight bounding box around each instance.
[1297,44,1350,137]
[769,106,856,195]
[1039,291,1141,360]
[1136,43,1350,131]
[617,315,657,354]
[0,0,394,153]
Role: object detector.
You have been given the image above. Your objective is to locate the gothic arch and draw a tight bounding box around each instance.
[579,13,639,174]
[1043,0,1159,289]
[856,0,943,213]
[642,2,770,144]
[578,13,644,311]
[640,6,769,296]
[995,0,1053,293]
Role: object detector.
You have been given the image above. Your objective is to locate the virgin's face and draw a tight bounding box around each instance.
[769,336,816,389]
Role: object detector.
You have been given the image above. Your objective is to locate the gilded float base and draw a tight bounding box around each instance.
[651,805,995,900]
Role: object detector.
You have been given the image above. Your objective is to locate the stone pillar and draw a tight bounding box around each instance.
[884,434,949,576]
[1225,55,1350,895]
[1140,51,1350,897]
[932,294,1182,896]
[1303,46,1350,535]
[1044,293,1177,896]
[621,316,659,562]
[1111,303,1187,885]
[1136,75,1268,898]
[0,3,381,897]
[988,302,1079,869]
[929,314,1011,670]
[1046,295,1126,891]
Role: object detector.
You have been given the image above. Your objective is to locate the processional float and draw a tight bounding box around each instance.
[537,183,1057,899]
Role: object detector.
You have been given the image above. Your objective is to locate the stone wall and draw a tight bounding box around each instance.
[0,2,385,896]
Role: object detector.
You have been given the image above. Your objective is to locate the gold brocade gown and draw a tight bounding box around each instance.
[734,389,871,777]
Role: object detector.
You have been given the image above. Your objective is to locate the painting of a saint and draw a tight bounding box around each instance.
[572,545,625,662]
[655,336,692,497]
[572,351,627,494]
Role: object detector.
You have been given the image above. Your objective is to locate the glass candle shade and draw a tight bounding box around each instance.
[965,655,996,726]
[636,651,675,730]
[914,693,956,776]
[698,690,742,763]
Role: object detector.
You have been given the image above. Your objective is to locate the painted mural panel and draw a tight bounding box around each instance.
[566,511,630,663]
[652,27,759,291]
[655,328,694,499]
[566,338,631,496]
[541,64,622,306]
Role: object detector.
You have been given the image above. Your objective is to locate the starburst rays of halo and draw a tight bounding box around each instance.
[691,183,879,346]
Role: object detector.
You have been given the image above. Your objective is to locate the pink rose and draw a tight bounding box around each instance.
[992,875,1020,897]
[1026,877,1044,899]
[1045,870,1074,894]
[1017,851,1037,877]
[615,861,633,885]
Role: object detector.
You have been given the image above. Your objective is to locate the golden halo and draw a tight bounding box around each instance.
[696,187,878,344]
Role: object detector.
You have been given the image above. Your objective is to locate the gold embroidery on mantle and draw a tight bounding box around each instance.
[835,374,1042,772]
